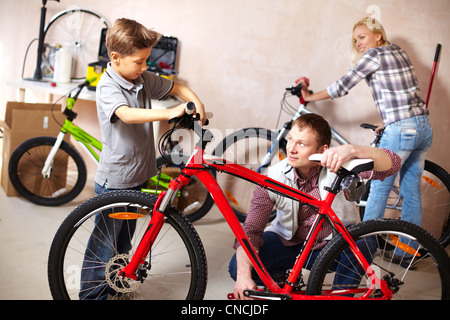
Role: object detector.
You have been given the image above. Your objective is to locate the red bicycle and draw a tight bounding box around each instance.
[48,105,450,300]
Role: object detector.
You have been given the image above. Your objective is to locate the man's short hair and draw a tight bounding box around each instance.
[292,113,332,147]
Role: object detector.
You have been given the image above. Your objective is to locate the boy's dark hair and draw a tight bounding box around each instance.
[293,113,332,147]
[106,18,161,57]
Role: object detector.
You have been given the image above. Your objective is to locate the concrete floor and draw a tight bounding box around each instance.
[0,180,237,300]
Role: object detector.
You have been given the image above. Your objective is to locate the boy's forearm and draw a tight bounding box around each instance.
[114,105,178,124]
[171,83,204,109]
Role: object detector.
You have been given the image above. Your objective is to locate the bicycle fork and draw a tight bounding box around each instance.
[117,171,191,281]
[41,131,66,178]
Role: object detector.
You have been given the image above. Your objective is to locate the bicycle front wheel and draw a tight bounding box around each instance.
[8,136,87,206]
[48,190,207,300]
[307,219,450,300]
[212,128,285,222]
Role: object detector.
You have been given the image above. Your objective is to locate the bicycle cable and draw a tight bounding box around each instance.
[276,91,298,128]
[50,84,86,128]
[157,118,185,168]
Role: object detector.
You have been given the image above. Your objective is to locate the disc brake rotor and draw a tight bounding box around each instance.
[105,254,139,294]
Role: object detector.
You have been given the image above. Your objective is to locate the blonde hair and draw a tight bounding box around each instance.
[106,18,161,57]
[351,17,388,66]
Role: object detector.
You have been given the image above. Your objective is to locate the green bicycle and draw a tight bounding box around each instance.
[8,79,213,222]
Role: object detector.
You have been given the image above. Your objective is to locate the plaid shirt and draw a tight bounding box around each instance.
[327,43,428,126]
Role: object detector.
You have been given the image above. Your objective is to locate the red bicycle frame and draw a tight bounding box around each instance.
[120,143,392,299]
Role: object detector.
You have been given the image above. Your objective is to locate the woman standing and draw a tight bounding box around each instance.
[297,17,432,235]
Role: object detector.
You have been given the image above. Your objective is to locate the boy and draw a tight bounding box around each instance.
[229,113,401,300]
[80,18,206,299]
[96,18,206,192]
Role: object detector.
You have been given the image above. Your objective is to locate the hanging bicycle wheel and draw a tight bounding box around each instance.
[41,8,109,79]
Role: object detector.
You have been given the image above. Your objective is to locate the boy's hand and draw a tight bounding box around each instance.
[195,103,207,125]
[169,103,188,119]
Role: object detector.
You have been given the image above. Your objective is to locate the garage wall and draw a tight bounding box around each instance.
[0,0,448,171]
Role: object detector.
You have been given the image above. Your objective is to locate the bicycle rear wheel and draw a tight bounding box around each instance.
[306,219,450,299]
[8,136,87,206]
[212,128,285,222]
[48,190,207,300]
[360,160,450,249]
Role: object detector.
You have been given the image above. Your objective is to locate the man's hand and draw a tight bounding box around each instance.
[320,145,357,173]
[233,246,258,300]
[233,275,258,300]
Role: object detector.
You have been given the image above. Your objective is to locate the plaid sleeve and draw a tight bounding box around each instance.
[327,49,380,99]
[360,148,401,181]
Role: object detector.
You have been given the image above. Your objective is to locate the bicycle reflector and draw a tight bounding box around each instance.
[341,175,366,203]
[109,212,144,220]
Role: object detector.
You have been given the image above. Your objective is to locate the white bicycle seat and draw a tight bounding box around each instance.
[309,154,374,173]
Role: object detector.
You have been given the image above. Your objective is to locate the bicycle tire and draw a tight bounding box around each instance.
[8,136,87,206]
[359,160,450,249]
[48,190,207,300]
[212,128,285,222]
[41,8,109,79]
[155,153,214,223]
[306,219,450,299]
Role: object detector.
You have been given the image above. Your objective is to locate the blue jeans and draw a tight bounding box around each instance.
[228,231,376,289]
[363,115,432,256]
[363,115,433,225]
[79,181,146,300]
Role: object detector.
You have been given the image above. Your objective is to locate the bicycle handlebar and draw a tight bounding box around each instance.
[70,77,97,101]
[286,83,313,106]
[286,83,303,97]
[160,102,213,155]
[185,101,195,115]
[168,102,212,128]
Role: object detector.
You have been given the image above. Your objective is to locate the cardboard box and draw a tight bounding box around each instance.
[0,102,65,196]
